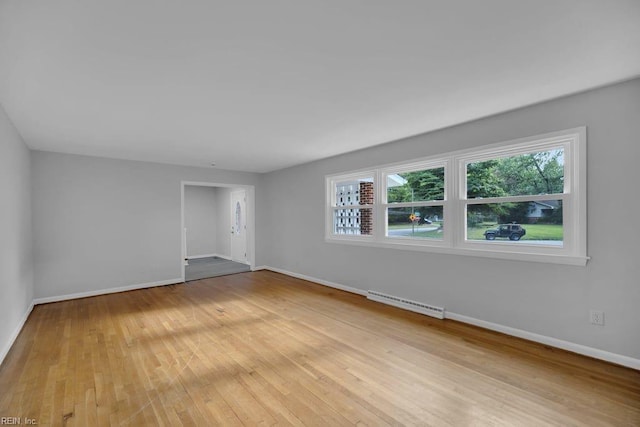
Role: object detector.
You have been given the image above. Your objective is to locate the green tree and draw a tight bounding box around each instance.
[466,160,506,199]
[466,160,511,220]
[388,167,445,203]
[390,150,564,226]
[495,150,564,196]
[466,149,564,223]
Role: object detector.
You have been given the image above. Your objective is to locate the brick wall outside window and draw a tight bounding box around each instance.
[359,182,373,235]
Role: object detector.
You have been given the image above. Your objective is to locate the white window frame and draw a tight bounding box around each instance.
[325,127,588,266]
[380,159,451,248]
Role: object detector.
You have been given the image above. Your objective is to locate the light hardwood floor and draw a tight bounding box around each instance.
[1,271,639,426]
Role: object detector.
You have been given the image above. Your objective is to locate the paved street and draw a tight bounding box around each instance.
[387,226,439,236]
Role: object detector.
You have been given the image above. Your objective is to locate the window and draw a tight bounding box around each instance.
[462,146,566,248]
[328,173,375,237]
[383,163,447,242]
[326,128,587,265]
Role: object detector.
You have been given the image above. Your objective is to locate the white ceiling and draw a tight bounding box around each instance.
[1,1,639,173]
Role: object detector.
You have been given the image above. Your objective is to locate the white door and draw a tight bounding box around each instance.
[230,190,247,263]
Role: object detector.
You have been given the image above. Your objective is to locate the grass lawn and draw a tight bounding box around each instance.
[410,229,444,239]
[388,223,563,241]
[467,223,563,241]
[388,222,444,239]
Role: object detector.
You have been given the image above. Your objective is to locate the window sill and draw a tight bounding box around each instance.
[325,236,589,266]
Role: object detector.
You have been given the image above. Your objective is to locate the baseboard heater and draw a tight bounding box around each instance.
[367,290,445,319]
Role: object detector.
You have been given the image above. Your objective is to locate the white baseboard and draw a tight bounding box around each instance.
[186,253,217,260]
[259,266,367,296]
[445,312,640,370]
[258,266,640,370]
[2,278,182,365]
[0,301,34,366]
[33,278,183,305]
[13,267,639,371]
[187,253,233,261]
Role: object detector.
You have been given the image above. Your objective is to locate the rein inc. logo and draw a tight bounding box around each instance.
[1,418,37,425]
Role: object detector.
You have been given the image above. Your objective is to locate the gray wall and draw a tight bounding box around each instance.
[0,105,33,361]
[32,151,260,299]
[184,185,217,257]
[258,78,640,360]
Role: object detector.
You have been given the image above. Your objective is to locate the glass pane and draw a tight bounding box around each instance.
[334,208,373,235]
[387,206,443,239]
[235,201,242,236]
[387,167,444,203]
[467,200,563,246]
[335,178,374,207]
[467,148,564,198]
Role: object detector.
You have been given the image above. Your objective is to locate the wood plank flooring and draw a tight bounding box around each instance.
[1,271,639,426]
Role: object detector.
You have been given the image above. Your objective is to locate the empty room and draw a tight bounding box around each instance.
[1,1,640,426]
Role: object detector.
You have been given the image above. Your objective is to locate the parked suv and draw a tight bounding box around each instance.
[483,223,526,241]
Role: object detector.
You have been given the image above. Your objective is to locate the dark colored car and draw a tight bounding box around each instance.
[484,223,526,241]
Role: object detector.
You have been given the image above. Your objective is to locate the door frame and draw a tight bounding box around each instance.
[180,181,255,283]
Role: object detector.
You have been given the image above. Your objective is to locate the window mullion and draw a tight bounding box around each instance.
[465,193,568,205]
[450,156,462,247]
[385,201,444,208]
[375,169,385,241]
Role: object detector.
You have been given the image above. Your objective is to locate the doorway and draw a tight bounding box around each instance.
[185,256,250,281]
[181,182,255,282]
